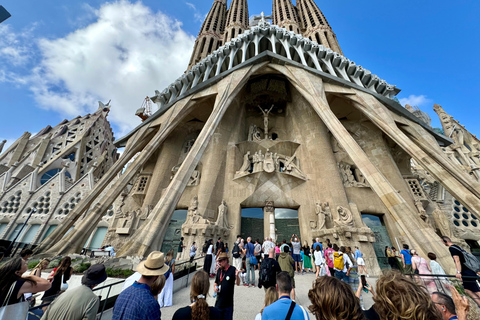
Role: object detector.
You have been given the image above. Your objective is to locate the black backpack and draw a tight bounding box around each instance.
[260,258,274,284]
[232,242,240,258]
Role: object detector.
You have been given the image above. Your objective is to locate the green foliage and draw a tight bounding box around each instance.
[47,259,60,269]
[73,262,91,273]
[28,260,40,269]
[106,268,134,278]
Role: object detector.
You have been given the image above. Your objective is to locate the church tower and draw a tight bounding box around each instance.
[187,0,228,70]
[272,0,301,34]
[296,0,342,54]
[223,0,249,44]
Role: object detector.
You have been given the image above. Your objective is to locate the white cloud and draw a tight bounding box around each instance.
[398,94,431,108]
[24,0,195,138]
[0,24,36,67]
[186,2,207,24]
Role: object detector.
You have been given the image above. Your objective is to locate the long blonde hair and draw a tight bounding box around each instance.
[30,259,50,276]
[261,287,278,314]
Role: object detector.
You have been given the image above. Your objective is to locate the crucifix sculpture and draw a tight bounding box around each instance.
[257,104,274,139]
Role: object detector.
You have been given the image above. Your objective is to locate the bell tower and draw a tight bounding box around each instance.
[296,0,342,54]
[272,0,301,34]
[223,0,249,44]
[187,0,228,70]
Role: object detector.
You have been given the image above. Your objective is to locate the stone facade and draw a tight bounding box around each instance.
[31,1,480,278]
[0,103,118,249]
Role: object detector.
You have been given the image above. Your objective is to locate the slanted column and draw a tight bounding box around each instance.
[281,66,453,270]
[117,67,253,257]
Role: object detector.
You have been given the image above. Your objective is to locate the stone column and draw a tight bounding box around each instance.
[117,65,255,257]
[264,201,275,241]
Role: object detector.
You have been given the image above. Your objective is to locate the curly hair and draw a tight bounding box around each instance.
[308,276,365,320]
[373,270,442,320]
[191,271,210,320]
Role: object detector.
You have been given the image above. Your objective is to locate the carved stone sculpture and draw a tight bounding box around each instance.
[248,124,262,141]
[432,208,453,238]
[263,149,275,173]
[236,151,251,174]
[258,104,274,138]
[216,199,232,229]
[315,201,331,230]
[335,205,354,227]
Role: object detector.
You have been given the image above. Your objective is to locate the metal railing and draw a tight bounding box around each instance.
[405,273,480,295]
[29,279,124,319]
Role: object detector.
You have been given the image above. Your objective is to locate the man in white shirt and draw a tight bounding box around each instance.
[333,245,353,283]
[262,237,275,258]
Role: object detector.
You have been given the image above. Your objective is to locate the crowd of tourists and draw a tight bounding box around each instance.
[0,233,479,320]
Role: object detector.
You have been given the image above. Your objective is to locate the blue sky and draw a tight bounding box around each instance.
[1,1,479,150]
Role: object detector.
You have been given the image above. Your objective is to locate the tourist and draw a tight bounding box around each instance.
[20,248,33,261]
[275,242,281,260]
[214,246,223,275]
[442,236,480,307]
[392,247,403,272]
[0,256,50,306]
[262,237,275,259]
[333,245,353,283]
[259,248,281,290]
[411,249,435,293]
[280,239,290,254]
[428,252,449,291]
[324,243,334,276]
[278,246,296,300]
[113,251,169,319]
[172,270,221,320]
[262,272,309,319]
[159,249,175,307]
[243,237,256,287]
[313,245,325,278]
[355,246,369,276]
[433,287,470,320]
[189,241,197,263]
[362,270,442,320]
[255,286,279,320]
[216,237,224,253]
[400,244,412,274]
[213,252,240,320]
[385,246,398,270]
[346,247,356,268]
[24,258,50,305]
[312,238,322,252]
[225,243,229,253]
[302,240,313,273]
[42,264,107,320]
[255,239,263,270]
[309,275,364,320]
[232,235,242,271]
[203,239,214,276]
[291,234,302,274]
[42,256,73,304]
[177,237,186,260]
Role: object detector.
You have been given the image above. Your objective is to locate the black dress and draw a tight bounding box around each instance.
[0,279,25,306]
[42,267,72,302]
[172,305,222,320]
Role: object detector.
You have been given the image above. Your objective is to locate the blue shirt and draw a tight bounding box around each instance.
[113,282,160,320]
[401,250,412,265]
[262,296,309,320]
[313,242,322,252]
[354,249,363,260]
[246,242,255,258]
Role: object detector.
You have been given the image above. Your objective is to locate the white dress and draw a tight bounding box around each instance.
[314,250,325,266]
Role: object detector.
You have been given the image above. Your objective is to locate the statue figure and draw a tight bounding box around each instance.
[414,200,426,221]
[353,168,368,186]
[253,152,260,172]
[188,170,200,186]
[236,151,251,174]
[257,104,274,139]
[335,206,354,227]
[284,154,307,179]
[265,200,274,213]
[216,199,232,229]
[248,124,262,141]
[185,196,198,224]
[263,149,275,173]
[432,208,453,238]
[315,201,331,230]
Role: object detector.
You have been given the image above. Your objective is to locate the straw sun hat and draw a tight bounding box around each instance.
[136,251,170,276]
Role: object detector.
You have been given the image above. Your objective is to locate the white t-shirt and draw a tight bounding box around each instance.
[314,250,324,266]
[207,244,214,255]
[292,241,301,255]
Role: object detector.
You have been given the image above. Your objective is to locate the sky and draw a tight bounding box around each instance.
[1,0,479,151]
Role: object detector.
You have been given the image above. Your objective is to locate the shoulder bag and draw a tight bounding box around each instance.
[60,273,68,291]
[0,281,29,320]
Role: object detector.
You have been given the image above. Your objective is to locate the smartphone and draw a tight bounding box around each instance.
[361,275,368,292]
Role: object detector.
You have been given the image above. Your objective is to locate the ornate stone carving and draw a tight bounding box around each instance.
[314,201,330,230]
[236,151,251,175]
[248,125,262,141]
[257,104,274,139]
[216,199,232,229]
[263,149,275,173]
[265,200,274,213]
[334,206,354,227]
[432,208,453,238]
[171,165,200,186]
[338,162,368,187]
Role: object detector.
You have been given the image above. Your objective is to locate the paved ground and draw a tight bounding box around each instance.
[158,270,376,320]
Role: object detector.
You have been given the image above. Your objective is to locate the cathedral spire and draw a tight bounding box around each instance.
[224,0,249,43]
[296,0,342,54]
[272,0,301,34]
[187,0,228,70]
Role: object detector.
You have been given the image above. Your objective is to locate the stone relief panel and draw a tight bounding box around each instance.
[334,206,354,227]
[338,162,369,187]
[312,201,331,230]
[171,165,200,186]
